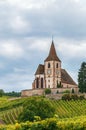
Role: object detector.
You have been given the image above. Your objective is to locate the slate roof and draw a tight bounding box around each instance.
[61,69,77,85]
[35,64,44,75]
[45,41,61,62]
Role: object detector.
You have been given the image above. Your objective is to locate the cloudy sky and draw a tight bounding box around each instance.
[0,0,86,92]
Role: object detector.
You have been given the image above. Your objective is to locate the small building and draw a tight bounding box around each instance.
[21,40,78,97]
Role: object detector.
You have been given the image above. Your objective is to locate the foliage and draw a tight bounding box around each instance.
[63,90,70,93]
[62,94,82,101]
[4,91,21,97]
[71,94,78,100]
[62,93,71,100]
[18,97,55,122]
[0,98,25,112]
[44,88,51,94]
[1,116,86,130]
[0,89,4,97]
[78,62,86,93]
[79,95,85,100]
[0,106,23,124]
[1,96,86,126]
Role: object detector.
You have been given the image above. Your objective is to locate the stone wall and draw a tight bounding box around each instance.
[21,87,79,97]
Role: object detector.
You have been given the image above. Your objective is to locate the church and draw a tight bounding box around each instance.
[32,40,78,90]
[21,40,78,97]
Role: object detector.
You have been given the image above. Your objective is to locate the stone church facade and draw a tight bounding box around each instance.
[21,41,78,97]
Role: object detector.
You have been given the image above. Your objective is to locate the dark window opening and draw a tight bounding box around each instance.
[36,78,39,88]
[48,63,50,68]
[41,78,43,88]
[56,63,58,68]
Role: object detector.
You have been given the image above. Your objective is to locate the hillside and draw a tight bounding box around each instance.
[0,96,86,125]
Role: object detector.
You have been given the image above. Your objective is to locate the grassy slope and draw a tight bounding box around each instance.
[0,96,86,124]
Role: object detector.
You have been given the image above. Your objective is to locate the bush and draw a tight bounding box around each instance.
[62,93,83,101]
[71,94,78,100]
[18,98,56,122]
[44,88,51,94]
[63,90,70,93]
[79,95,85,100]
[62,94,71,101]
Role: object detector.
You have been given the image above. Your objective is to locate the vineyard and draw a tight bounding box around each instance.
[50,99,86,118]
[0,97,25,124]
[0,106,23,124]
[0,97,86,125]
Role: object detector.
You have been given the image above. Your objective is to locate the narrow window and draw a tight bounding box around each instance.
[56,63,58,68]
[41,78,43,88]
[48,63,50,68]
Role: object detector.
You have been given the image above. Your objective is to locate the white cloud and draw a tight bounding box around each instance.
[0,72,33,92]
[10,15,30,32]
[0,40,24,59]
[55,38,86,61]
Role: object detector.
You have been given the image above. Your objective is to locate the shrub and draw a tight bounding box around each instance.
[79,95,85,100]
[62,94,71,101]
[44,88,51,94]
[18,98,56,122]
[63,90,70,93]
[71,94,78,100]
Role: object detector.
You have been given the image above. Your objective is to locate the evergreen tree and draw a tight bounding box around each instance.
[78,62,86,93]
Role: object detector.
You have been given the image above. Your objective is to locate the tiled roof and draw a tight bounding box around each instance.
[61,69,77,85]
[35,64,44,75]
[45,41,61,62]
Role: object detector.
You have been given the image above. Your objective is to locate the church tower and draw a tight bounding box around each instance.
[44,40,61,88]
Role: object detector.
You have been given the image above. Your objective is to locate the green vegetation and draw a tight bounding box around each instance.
[44,88,51,94]
[62,93,84,101]
[0,97,26,124]
[5,91,21,97]
[62,90,70,93]
[1,116,86,130]
[0,89,4,97]
[0,106,23,124]
[1,96,86,129]
[18,97,55,122]
[0,90,21,97]
[78,62,86,93]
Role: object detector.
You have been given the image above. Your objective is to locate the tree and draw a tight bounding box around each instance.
[0,89,4,97]
[78,62,86,93]
[18,97,56,122]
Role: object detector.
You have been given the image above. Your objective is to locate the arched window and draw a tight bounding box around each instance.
[41,78,43,88]
[36,78,39,88]
[56,63,58,68]
[48,63,50,68]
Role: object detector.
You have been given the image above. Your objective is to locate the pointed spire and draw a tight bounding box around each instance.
[45,40,61,62]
